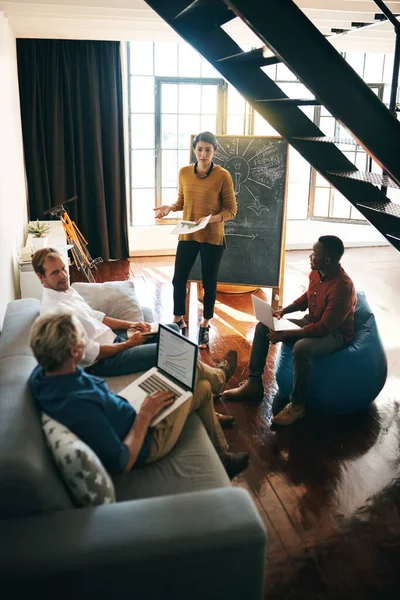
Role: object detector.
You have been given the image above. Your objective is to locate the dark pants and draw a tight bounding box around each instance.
[248,316,346,405]
[172,241,224,320]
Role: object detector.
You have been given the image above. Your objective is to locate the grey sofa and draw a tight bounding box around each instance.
[0,298,267,599]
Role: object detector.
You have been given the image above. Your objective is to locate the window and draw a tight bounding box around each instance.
[309,84,384,222]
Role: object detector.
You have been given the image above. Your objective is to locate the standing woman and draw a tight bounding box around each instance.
[154,132,237,349]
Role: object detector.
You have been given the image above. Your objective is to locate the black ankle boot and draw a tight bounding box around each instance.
[221,452,249,479]
[198,325,210,348]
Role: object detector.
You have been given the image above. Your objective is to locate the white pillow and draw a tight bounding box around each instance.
[71,280,144,322]
[41,413,116,507]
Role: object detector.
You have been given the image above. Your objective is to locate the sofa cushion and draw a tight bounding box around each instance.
[0,298,41,360]
[0,357,74,519]
[42,414,116,507]
[113,413,230,501]
[71,281,144,322]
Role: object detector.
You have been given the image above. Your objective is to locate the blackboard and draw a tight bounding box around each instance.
[189,136,288,287]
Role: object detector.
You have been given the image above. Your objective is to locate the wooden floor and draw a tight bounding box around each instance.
[73,246,400,598]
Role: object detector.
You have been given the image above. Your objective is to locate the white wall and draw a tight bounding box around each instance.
[0,13,28,328]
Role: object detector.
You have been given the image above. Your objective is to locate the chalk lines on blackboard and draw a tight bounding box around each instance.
[226,233,257,240]
[245,186,269,215]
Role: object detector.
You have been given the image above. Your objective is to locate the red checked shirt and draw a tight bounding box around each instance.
[291,266,357,343]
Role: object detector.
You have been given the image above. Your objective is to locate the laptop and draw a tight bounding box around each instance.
[119,324,198,426]
[251,295,300,332]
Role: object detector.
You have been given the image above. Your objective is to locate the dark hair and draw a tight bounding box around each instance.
[318,235,345,263]
[32,248,61,276]
[192,131,217,150]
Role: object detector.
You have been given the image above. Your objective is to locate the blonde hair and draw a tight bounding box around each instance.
[30,312,83,372]
[32,248,62,276]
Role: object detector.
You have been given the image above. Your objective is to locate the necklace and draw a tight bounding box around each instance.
[194,161,214,179]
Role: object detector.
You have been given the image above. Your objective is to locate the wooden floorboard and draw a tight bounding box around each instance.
[72,246,400,598]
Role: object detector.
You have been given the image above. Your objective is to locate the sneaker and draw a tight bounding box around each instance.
[221,452,249,479]
[222,379,264,402]
[271,402,306,426]
[216,350,238,385]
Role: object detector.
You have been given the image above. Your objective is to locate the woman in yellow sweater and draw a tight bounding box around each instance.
[154,132,237,349]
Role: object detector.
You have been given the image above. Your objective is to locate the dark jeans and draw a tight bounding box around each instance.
[172,241,224,320]
[248,316,346,405]
[91,324,179,378]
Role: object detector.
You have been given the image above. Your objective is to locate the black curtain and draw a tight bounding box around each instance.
[17,39,129,260]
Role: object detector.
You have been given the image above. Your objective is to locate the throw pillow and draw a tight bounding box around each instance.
[41,413,116,507]
[71,280,144,322]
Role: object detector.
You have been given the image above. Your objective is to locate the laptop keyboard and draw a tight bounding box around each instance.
[138,373,182,399]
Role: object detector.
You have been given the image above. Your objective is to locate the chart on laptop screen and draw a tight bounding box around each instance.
[158,328,196,388]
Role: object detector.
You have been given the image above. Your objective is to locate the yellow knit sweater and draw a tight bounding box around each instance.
[171,164,237,245]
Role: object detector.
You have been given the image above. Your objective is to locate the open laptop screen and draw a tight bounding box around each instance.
[157,324,198,391]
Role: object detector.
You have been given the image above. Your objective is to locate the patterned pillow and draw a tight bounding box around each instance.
[41,413,116,507]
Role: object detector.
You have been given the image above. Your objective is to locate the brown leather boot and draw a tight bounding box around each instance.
[222,379,264,402]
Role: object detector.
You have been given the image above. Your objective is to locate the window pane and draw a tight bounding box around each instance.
[130,77,154,113]
[313,188,330,217]
[330,191,350,219]
[383,54,394,84]
[253,111,278,135]
[201,85,218,113]
[131,150,155,188]
[178,115,200,149]
[129,42,153,76]
[178,149,190,169]
[200,114,217,132]
[276,63,297,81]
[279,82,313,99]
[155,43,177,76]
[179,84,201,114]
[228,84,245,114]
[319,117,335,137]
[315,172,329,187]
[261,64,277,79]
[161,114,177,149]
[227,115,245,135]
[201,58,219,77]
[162,150,178,187]
[161,187,178,204]
[355,151,368,170]
[132,188,156,226]
[350,205,366,220]
[286,182,309,219]
[161,84,178,113]
[345,52,365,77]
[178,44,201,77]
[364,53,384,83]
[130,114,154,149]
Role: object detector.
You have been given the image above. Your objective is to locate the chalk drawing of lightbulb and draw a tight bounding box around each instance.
[224,156,250,195]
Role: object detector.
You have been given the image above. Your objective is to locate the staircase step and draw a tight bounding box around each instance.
[387,232,400,242]
[328,171,400,189]
[357,201,400,219]
[216,46,280,68]
[174,0,235,27]
[292,136,360,146]
[255,98,321,106]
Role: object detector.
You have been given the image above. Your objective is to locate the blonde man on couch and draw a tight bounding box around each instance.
[29,312,249,479]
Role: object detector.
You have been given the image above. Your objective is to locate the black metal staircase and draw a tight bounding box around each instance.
[145,0,400,252]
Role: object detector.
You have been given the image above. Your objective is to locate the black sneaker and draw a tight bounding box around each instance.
[221,452,249,479]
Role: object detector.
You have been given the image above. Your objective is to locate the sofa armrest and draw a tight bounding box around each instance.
[0,487,266,600]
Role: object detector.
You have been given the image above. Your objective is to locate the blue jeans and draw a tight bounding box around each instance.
[91,323,179,378]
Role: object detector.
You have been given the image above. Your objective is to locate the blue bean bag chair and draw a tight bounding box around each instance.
[274,291,387,414]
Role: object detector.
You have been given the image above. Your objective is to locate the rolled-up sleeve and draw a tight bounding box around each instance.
[220,171,237,221]
[93,309,106,322]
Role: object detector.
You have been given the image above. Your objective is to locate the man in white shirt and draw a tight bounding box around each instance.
[32,248,176,378]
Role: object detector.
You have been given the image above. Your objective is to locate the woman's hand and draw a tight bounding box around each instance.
[139,390,175,421]
[154,205,173,218]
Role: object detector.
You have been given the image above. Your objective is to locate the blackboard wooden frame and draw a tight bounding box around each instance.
[185,135,289,311]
